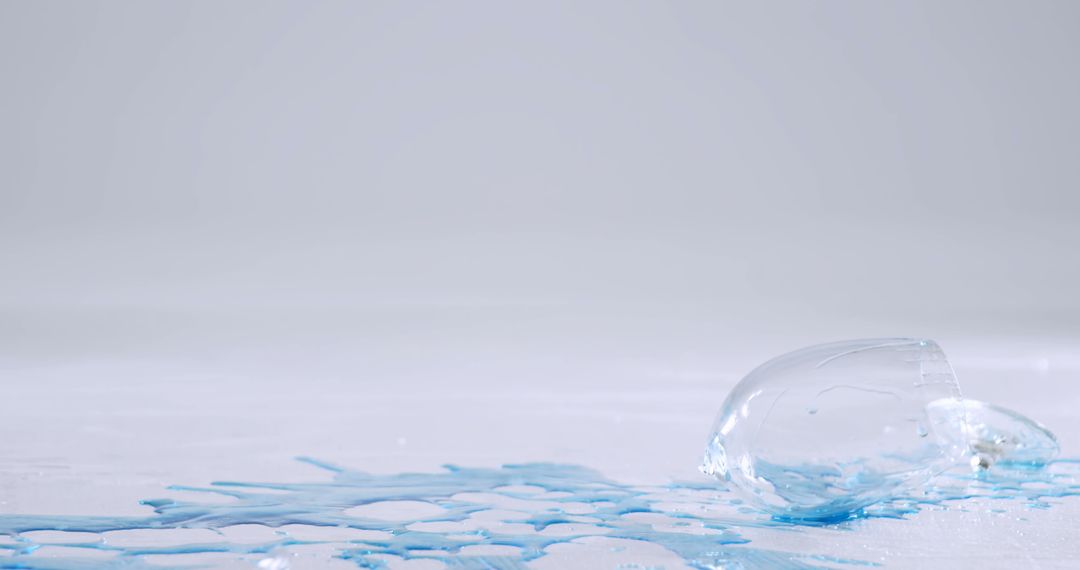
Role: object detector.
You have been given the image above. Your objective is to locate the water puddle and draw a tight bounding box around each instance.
[0,456,1077,569]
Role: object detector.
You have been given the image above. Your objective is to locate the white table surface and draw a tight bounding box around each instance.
[2,307,1077,568]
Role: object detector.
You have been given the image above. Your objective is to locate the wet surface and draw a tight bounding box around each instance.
[2,309,1079,568]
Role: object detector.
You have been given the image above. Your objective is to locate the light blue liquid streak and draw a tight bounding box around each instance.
[0,458,1077,569]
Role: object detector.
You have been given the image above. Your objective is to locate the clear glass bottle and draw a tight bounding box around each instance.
[701,338,969,522]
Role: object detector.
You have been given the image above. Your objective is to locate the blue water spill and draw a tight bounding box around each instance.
[0,458,1077,569]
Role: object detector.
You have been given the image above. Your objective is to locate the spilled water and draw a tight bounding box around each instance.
[0,457,1078,569]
